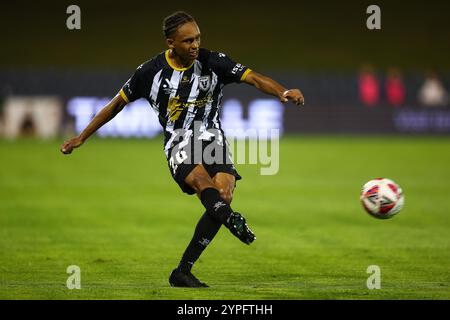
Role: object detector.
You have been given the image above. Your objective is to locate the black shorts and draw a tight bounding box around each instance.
[165,133,241,195]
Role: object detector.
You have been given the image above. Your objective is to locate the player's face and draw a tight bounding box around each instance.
[167,21,201,62]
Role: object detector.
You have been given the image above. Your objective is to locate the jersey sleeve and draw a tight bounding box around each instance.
[208,51,252,85]
[119,62,149,103]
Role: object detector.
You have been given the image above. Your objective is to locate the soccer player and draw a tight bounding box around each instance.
[60,11,304,288]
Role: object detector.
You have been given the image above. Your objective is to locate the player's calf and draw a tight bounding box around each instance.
[200,188,256,244]
[200,187,232,224]
[186,167,256,245]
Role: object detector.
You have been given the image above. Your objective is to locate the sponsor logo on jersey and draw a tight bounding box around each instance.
[167,95,214,121]
[168,96,184,121]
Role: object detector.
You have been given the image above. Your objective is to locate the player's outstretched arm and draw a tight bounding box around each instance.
[243,70,305,106]
[60,93,128,154]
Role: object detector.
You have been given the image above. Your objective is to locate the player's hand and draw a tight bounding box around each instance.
[60,136,83,154]
[281,89,305,106]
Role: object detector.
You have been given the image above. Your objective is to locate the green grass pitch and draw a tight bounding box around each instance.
[0,136,449,299]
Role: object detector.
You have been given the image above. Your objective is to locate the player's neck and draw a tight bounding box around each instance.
[168,49,193,69]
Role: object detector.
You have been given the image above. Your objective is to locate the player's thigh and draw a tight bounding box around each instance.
[212,172,236,204]
[185,164,216,194]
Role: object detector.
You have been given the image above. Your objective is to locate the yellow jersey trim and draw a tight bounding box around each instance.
[165,50,195,71]
[240,68,252,81]
[119,88,129,103]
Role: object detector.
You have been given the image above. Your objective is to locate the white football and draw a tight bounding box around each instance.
[360,178,404,219]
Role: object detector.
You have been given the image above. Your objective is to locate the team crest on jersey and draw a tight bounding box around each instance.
[199,76,211,91]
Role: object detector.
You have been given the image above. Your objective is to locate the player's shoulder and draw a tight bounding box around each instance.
[134,52,165,75]
[198,48,231,65]
[197,48,211,62]
[199,48,228,58]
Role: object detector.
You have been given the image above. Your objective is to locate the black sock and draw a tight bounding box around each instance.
[200,188,233,226]
[177,211,222,273]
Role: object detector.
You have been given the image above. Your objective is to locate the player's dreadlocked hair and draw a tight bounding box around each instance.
[163,11,195,39]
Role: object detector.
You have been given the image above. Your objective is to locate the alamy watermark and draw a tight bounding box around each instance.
[366,5,381,30]
[66,265,81,289]
[66,5,81,30]
[167,121,280,176]
[366,265,381,289]
[66,5,381,31]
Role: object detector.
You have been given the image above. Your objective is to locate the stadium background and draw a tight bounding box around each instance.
[1,0,449,300]
[2,0,450,135]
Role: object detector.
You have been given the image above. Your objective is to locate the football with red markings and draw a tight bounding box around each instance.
[360,178,404,219]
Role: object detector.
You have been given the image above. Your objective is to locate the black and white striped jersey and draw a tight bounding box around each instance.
[119,48,251,153]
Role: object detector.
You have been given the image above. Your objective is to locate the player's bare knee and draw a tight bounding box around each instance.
[190,173,214,193]
[219,189,233,204]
